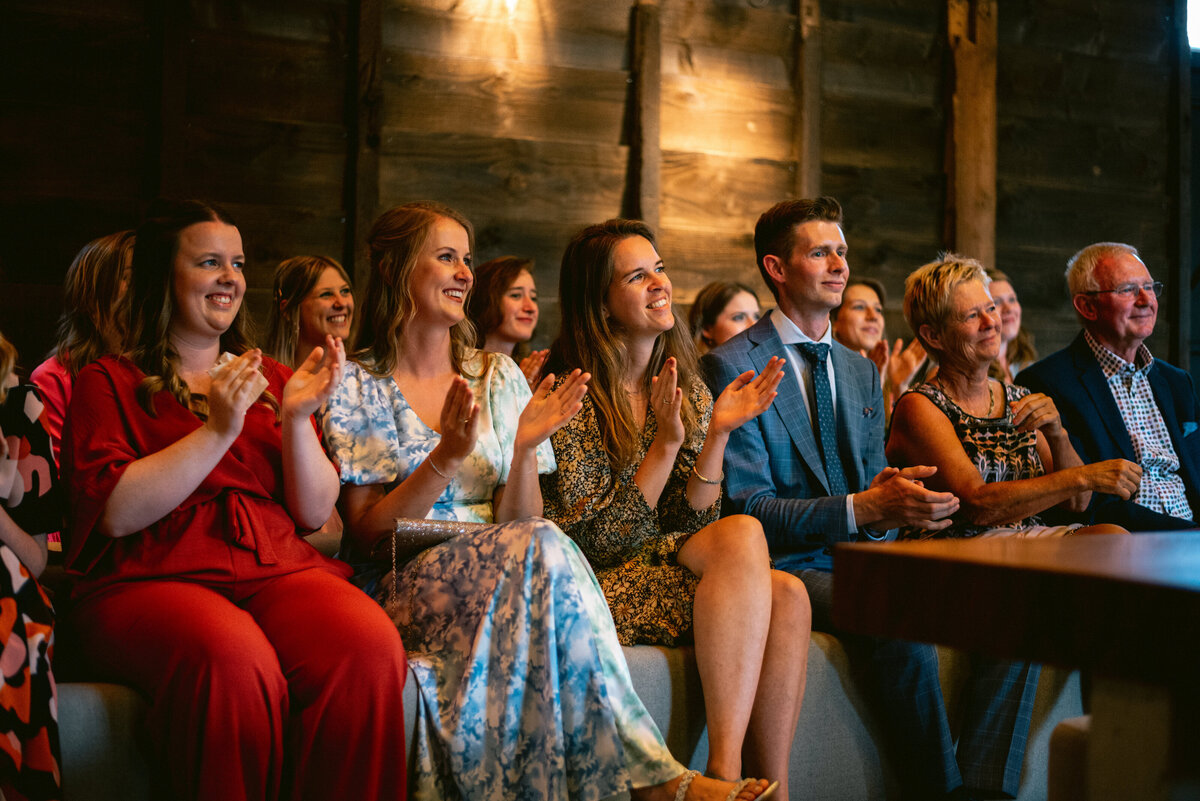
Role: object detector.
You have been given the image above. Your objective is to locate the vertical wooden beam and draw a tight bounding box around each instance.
[1168,0,1191,370]
[946,0,997,267]
[630,0,661,231]
[793,0,821,199]
[345,0,382,287]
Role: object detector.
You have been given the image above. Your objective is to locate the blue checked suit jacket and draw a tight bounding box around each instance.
[1018,331,1199,530]
[701,313,892,572]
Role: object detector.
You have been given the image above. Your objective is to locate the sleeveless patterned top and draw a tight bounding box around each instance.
[900,381,1045,539]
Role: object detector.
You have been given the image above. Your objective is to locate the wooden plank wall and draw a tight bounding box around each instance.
[0,0,1185,364]
[995,0,1178,356]
[818,0,947,340]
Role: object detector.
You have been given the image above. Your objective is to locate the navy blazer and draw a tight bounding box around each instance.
[701,313,891,572]
[1018,331,1199,531]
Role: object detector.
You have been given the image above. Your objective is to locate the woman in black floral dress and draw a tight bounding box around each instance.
[542,219,811,801]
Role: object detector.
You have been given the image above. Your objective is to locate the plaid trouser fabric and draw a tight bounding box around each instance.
[796,568,1038,799]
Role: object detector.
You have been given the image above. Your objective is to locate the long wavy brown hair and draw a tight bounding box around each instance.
[353,202,480,378]
[126,199,269,417]
[546,219,700,469]
[51,230,136,376]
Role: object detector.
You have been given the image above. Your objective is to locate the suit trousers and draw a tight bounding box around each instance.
[67,568,409,801]
[796,568,1038,799]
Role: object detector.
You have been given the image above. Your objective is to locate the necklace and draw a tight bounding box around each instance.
[934,376,995,417]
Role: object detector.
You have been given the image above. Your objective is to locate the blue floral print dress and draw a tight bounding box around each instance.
[321,350,683,801]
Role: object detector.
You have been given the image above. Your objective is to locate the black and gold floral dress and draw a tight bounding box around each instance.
[899,381,1047,540]
[542,378,717,647]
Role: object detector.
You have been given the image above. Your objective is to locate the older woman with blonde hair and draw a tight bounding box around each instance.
[886,253,1137,540]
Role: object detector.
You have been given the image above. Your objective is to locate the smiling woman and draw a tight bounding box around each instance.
[266,255,355,371]
[62,199,408,801]
[466,255,547,386]
[541,218,809,800]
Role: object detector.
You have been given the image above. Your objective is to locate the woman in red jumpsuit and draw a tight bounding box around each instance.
[62,199,408,801]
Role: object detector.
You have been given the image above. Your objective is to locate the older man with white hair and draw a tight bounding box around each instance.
[1019,242,1198,530]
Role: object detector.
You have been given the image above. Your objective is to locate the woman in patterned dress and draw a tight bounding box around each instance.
[886,253,1138,538]
[0,332,61,801]
[540,219,810,801]
[320,201,775,801]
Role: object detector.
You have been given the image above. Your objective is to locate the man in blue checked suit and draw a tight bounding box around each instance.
[703,197,1040,800]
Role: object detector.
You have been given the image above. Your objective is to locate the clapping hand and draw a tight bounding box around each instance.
[710,356,786,436]
[206,350,270,439]
[1010,392,1064,436]
[649,357,685,447]
[886,338,927,390]
[516,369,590,450]
[283,335,346,420]
[518,349,549,390]
[436,376,481,470]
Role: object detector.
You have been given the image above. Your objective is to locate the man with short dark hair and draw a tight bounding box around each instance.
[1019,242,1198,530]
[703,196,1043,800]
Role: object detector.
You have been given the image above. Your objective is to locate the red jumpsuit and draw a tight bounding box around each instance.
[63,356,407,801]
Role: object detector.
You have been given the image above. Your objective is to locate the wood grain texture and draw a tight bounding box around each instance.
[186,30,347,126]
[379,131,626,221]
[161,119,347,208]
[379,51,628,145]
[660,151,793,231]
[833,534,1200,684]
[630,0,662,229]
[382,1,630,72]
[661,74,794,160]
[947,0,997,268]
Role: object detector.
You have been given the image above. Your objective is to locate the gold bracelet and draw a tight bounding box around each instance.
[691,464,723,485]
[427,453,452,480]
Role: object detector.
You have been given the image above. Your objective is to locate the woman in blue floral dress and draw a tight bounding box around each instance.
[321,201,774,801]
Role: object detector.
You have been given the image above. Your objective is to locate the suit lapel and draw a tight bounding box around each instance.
[748,318,830,493]
[1148,366,1200,499]
[832,344,868,488]
[1071,334,1137,458]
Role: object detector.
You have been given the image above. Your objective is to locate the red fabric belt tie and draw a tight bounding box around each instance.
[225,492,280,566]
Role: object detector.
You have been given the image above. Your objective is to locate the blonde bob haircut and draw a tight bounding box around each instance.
[903,253,990,355]
[353,201,480,378]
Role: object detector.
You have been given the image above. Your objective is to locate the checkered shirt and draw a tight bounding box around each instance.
[1085,331,1193,519]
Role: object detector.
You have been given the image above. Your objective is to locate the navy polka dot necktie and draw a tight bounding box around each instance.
[797,342,849,496]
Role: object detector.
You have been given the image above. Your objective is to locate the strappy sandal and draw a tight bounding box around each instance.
[673,770,780,801]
